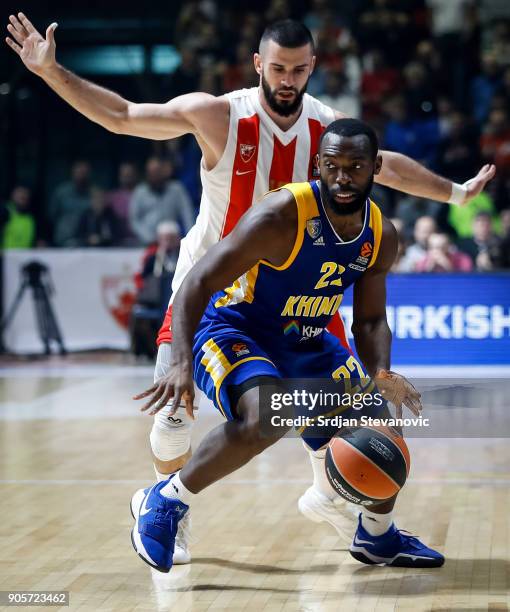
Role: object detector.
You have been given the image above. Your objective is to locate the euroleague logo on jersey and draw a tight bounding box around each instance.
[360,242,373,258]
[232,342,250,357]
[239,143,256,163]
[349,241,373,271]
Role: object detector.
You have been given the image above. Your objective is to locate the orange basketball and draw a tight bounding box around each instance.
[325,426,410,506]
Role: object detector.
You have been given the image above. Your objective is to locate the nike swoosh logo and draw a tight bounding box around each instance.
[354,536,375,546]
[235,169,254,176]
[140,487,155,516]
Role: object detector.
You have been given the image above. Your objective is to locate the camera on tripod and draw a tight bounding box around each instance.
[22,261,50,286]
[0,259,66,355]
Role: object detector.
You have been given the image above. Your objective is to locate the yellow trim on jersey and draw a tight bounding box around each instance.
[244,263,260,302]
[200,339,232,416]
[200,338,276,418]
[214,263,260,309]
[368,200,383,269]
[215,279,241,308]
[215,182,319,308]
[214,356,276,417]
[260,182,320,272]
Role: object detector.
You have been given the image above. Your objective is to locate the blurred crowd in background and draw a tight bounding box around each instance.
[1,0,510,272]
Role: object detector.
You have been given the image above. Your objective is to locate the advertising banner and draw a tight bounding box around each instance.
[340,273,510,365]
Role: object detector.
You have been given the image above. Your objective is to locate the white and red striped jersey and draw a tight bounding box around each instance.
[158,87,337,344]
[172,87,336,293]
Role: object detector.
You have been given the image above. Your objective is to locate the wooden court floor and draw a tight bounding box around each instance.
[0,360,509,611]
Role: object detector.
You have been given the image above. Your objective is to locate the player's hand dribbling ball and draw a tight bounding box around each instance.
[325,425,410,506]
[375,368,422,419]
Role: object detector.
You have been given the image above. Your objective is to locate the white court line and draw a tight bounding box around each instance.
[2,364,509,421]
[1,365,509,378]
[0,376,147,420]
[0,379,216,420]
[0,478,508,486]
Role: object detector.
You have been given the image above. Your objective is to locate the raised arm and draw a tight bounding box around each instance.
[376,152,495,206]
[5,12,228,141]
[134,189,297,415]
[332,110,495,206]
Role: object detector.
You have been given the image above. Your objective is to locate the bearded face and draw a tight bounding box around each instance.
[319,172,374,217]
[261,71,309,117]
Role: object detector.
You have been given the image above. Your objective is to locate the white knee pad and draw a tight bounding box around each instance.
[150,343,194,462]
[150,405,193,461]
[153,342,173,385]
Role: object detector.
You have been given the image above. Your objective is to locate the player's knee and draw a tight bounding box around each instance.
[238,403,285,452]
[237,417,270,452]
[150,404,193,462]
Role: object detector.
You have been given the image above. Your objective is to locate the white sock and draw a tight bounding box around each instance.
[160,471,195,505]
[154,467,172,483]
[306,445,337,501]
[361,508,393,536]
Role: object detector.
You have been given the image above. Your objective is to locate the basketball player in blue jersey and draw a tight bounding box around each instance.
[130,118,444,573]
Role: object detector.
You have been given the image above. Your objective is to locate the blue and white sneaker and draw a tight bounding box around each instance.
[130,481,189,573]
[350,515,444,567]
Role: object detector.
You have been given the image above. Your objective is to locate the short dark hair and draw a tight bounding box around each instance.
[259,20,315,54]
[320,118,379,159]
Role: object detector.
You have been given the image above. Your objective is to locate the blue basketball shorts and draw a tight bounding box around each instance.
[193,318,388,450]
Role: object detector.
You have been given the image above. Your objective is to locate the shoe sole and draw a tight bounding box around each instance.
[130,527,170,573]
[172,548,192,565]
[349,549,445,568]
[129,492,171,574]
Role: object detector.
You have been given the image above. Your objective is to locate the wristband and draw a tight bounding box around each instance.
[448,182,468,206]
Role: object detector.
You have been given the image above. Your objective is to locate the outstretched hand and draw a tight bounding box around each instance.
[460,164,496,206]
[5,12,58,76]
[133,362,195,419]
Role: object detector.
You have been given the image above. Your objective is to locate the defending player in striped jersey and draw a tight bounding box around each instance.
[6,15,495,563]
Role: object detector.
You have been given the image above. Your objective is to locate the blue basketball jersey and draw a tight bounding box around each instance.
[203,180,383,346]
